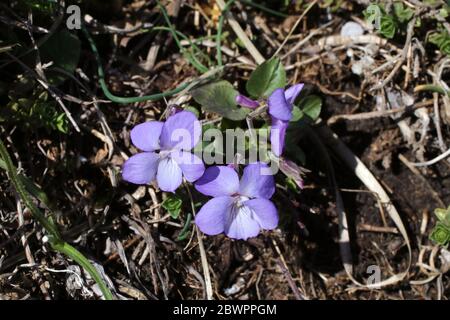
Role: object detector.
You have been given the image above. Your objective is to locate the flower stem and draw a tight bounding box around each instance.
[156,1,209,73]
[50,240,114,300]
[0,138,114,300]
[414,84,450,96]
[82,26,190,104]
[216,0,236,67]
[0,140,59,238]
[177,212,192,241]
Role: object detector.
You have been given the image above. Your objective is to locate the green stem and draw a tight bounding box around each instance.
[156,1,208,73]
[82,27,191,104]
[415,84,450,96]
[0,158,52,208]
[0,140,59,238]
[177,212,192,241]
[0,138,114,300]
[50,240,114,300]
[217,0,236,66]
[152,26,212,66]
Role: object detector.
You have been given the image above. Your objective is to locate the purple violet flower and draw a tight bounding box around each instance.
[194,162,278,240]
[122,111,205,192]
[236,94,260,109]
[268,84,304,157]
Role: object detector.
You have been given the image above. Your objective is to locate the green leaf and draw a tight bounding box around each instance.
[429,30,450,56]
[435,206,450,226]
[184,106,200,118]
[430,222,450,246]
[364,4,397,39]
[380,15,396,39]
[299,95,322,121]
[291,106,303,122]
[55,113,68,133]
[162,195,183,219]
[430,206,450,247]
[191,80,250,120]
[285,177,300,193]
[364,4,384,28]
[40,30,81,84]
[393,2,414,23]
[246,58,286,98]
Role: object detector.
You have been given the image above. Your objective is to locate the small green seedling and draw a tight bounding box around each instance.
[430,206,450,247]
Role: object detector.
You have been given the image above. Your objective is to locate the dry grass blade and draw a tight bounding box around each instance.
[272,0,318,57]
[317,125,412,288]
[216,0,265,64]
[185,183,214,300]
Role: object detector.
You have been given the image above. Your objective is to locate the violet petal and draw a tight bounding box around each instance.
[195,166,239,197]
[195,196,233,235]
[224,204,261,240]
[122,152,159,184]
[236,94,260,109]
[156,157,183,192]
[268,88,293,121]
[270,117,289,157]
[239,162,275,199]
[130,121,163,151]
[171,150,205,183]
[279,158,305,189]
[160,111,201,151]
[284,83,304,105]
[244,198,278,230]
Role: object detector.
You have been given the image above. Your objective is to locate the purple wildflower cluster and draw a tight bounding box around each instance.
[122,84,303,240]
[236,83,304,157]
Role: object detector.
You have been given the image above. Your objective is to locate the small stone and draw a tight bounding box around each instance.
[341,21,364,37]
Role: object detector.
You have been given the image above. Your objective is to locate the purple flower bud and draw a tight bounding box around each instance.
[268,83,304,156]
[236,94,260,109]
[270,117,289,157]
[278,158,304,189]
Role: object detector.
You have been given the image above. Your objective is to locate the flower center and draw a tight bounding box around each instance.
[224,195,252,233]
[233,195,249,206]
[158,149,174,159]
[228,195,250,219]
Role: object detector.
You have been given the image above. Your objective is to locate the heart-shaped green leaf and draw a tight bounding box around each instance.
[379,15,396,39]
[246,58,286,98]
[291,106,303,122]
[393,2,414,23]
[299,95,322,121]
[162,195,183,219]
[191,80,250,120]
